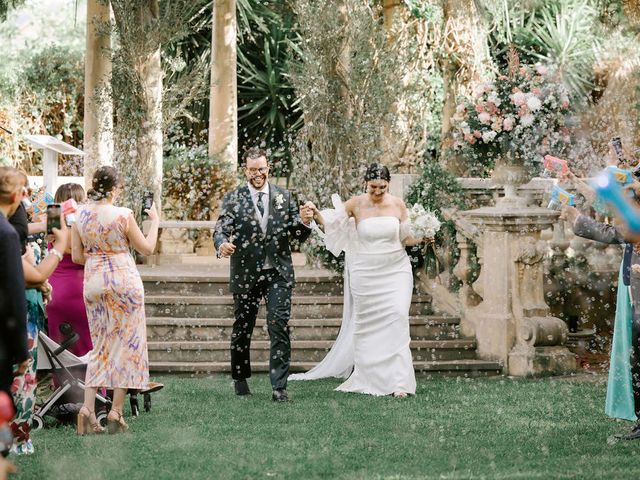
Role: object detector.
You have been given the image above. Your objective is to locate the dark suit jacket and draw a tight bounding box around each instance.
[213,183,312,294]
[573,215,633,286]
[0,215,29,374]
[8,202,28,254]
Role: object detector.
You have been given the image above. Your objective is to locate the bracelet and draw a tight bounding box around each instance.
[49,248,63,262]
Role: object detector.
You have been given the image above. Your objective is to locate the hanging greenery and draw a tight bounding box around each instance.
[405,158,467,278]
[236,2,301,176]
[96,0,208,217]
[0,0,25,22]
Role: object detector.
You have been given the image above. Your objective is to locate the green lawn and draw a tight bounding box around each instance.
[11,374,640,479]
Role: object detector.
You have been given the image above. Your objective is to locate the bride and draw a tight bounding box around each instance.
[290,163,426,397]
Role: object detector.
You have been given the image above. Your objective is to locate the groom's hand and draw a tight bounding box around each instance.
[218,241,236,258]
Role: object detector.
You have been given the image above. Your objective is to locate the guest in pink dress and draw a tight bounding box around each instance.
[71,166,159,435]
[46,183,93,356]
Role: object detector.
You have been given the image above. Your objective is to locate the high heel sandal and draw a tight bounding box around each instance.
[77,406,106,435]
[107,410,129,434]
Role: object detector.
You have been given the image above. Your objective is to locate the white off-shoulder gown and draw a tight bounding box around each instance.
[290,195,416,396]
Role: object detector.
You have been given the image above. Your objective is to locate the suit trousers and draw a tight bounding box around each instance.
[231,269,292,390]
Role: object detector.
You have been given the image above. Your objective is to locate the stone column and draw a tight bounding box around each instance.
[83,0,113,188]
[208,0,237,170]
[462,205,576,376]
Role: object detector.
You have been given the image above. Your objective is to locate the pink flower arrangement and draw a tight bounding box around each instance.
[451,62,572,173]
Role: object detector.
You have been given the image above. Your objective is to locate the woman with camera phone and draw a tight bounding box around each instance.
[71,166,159,435]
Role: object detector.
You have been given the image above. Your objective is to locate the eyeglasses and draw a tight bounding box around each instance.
[246,167,269,174]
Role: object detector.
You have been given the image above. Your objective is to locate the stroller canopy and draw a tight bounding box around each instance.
[37,332,89,371]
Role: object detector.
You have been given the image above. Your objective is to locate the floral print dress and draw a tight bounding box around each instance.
[76,204,149,389]
[11,242,44,455]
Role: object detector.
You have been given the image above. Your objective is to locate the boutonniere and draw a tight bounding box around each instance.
[275,193,285,210]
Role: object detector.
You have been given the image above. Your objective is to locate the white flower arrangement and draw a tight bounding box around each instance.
[275,193,285,209]
[407,204,441,239]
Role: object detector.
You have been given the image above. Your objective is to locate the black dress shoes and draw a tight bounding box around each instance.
[620,422,640,440]
[272,389,289,402]
[234,379,251,396]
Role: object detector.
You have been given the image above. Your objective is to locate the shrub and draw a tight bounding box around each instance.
[163,143,236,221]
[0,45,84,174]
[405,160,467,280]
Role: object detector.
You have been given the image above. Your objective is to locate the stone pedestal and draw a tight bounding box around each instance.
[462,204,577,376]
[159,228,194,255]
[194,230,216,256]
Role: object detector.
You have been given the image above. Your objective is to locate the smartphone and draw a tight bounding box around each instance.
[612,137,625,162]
[142,191,154,218]
[46,204,62,234]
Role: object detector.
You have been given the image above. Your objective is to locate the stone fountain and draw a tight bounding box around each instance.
[458,157,577,376]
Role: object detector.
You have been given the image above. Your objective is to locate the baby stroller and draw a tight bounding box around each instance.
[34,325,161,430]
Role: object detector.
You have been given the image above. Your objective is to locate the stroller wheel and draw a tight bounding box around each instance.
[96,411,108,428]
[130,395,140,417]
[144,393,151,412]
[31,415,44,431]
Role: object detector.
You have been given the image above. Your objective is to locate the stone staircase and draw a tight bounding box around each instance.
[141,264,503,377]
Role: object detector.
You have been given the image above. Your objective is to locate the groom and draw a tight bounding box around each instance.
[214,147,314,402]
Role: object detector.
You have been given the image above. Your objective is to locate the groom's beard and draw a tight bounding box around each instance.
[249,175,267,189]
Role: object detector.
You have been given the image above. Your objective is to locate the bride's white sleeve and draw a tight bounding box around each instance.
[289,194,355,381]
[399,220,412,242]
[314,194,356,257]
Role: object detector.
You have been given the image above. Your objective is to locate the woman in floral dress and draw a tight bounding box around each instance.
[71,166,159,434]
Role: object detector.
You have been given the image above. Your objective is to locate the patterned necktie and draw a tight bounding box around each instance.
[256,192,265,217]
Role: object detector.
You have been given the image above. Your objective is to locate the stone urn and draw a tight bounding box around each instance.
[491,152,532,207]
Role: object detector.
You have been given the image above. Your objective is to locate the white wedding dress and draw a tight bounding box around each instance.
[290,195,416,395]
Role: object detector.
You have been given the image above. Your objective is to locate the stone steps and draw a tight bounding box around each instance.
[146,315,461,342]
[150,359,503,377]
[139,265,503,376]
[144,294,433,319]
[143,274,344,296]
[147,339,478,363]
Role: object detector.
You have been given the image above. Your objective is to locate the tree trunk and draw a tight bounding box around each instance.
[136,2,163,205]
[623,0,640,27]
[83,0,113,188]
[208,0,238,170]
[383,0,399,40]
[439,0,492,175]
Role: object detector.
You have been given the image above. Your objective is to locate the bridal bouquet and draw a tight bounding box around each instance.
[407,204,441,240]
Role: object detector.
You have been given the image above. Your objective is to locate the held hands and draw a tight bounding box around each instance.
[40,281,53,305]
[299,201,316,225]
